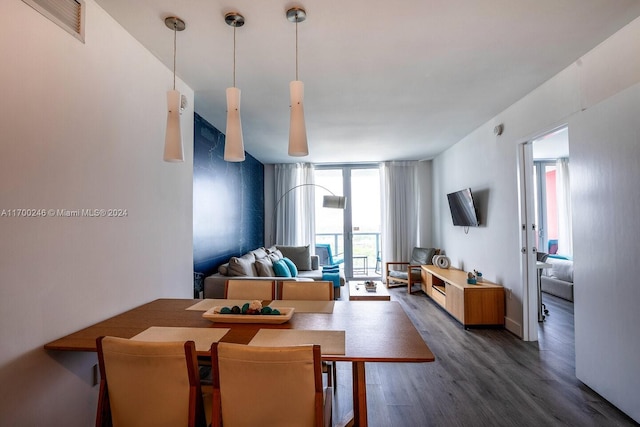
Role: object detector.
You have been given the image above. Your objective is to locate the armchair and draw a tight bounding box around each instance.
[386,247,437,294]
[315,243,343,266]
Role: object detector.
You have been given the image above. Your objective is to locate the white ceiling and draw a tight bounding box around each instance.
[95,0,640,164]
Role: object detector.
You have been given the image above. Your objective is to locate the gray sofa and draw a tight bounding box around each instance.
[204,245,346,299]
[540,257,574,301]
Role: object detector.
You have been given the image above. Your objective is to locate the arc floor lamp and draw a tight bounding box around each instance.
[271,184,346,246]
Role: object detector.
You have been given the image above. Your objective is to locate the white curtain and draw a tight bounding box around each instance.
[380,161,419,274]
[556,158,573,256]
[273,163,316,247]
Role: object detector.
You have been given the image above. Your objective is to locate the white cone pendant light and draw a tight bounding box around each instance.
[287,8,309,157]
[224,13,245,162]
[163,16,186,163]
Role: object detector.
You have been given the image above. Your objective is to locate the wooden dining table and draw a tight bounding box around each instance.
[44,299,434,427]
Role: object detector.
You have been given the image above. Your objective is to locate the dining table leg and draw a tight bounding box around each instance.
[352,361,368,427]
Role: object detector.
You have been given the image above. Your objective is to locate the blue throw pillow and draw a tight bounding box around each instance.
[282,257,298,277]
[273,259,292,278]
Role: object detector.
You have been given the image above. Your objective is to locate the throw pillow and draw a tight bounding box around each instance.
[218,263,229,276]
[228,253,256,276]
[254,258,275,277]
[272,259,292,278]
[268,252,281,263]
[282,257,298,277]
[277,245,311,271]
[250,247,269,260]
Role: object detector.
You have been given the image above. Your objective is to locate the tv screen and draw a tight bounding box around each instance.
[447,188,479,227]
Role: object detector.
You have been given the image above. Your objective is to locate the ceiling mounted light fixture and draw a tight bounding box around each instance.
[224,12,246,162]
[286,7,308,157]
[163,16,186,163]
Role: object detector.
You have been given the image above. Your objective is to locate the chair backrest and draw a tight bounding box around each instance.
[211,342,325,427]
[96,336,206,427]
[278,280,334,301]
[315,243,343,266]
[224,279,275,300]
[410,247,437,266]
[315,243,331,265]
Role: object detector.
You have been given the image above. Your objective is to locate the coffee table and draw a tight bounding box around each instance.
[348,280,390,301]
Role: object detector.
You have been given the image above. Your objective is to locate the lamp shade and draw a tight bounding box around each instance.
[323,195,347,209]
[164,89,184,162]
[224,87,245,162]
[288,80,308,156]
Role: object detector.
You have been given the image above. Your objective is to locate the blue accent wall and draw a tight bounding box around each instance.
[193,113,264,278]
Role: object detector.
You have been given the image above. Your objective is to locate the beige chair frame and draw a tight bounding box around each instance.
[210,342,331,427]
[95,336,207,427]
[278,280,334,301]
[224,279,276,300]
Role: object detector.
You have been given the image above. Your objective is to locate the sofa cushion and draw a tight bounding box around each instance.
[255,258,275,277]
[272,259,293,278]
[228,253,256,276]
[268,252,282,263]
[218,263,229,276]
[277,245,311,271]
[282,257,298,277]
[250,247,269,260]
[542,258,573,283]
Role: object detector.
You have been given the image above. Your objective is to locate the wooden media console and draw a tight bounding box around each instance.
[421,265,505,327]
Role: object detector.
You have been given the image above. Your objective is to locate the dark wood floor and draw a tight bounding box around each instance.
[331,287,638,426]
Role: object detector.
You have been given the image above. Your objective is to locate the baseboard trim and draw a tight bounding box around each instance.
[505,316,522,338]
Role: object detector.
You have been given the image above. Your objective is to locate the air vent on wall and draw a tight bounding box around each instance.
[23,0,84,42]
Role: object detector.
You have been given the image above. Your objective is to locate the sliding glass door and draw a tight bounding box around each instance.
[315,166,381,279]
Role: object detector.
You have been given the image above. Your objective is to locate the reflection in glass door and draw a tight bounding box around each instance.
[350,169,381,278]
[314,166,381,279]
[314,169,345,269]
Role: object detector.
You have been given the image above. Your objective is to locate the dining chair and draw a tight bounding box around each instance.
[95,336,210,427]
[224,279,276,300]
[278,280,334,301]
[210,342,332,427]
[277,280,337,389]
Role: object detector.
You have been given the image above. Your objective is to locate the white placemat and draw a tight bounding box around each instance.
[186,299,257,311]
[268,300,335,313]
[131,327,230,352]
[248,329,345,355]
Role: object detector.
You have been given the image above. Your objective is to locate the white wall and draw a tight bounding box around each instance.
[433,16,640,421]
[0,2,194,426]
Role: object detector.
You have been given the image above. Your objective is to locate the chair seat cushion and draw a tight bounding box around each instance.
[388,270,421,281]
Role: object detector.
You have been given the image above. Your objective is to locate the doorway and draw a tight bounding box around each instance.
[314,166,381,280]
[518,126,571,341]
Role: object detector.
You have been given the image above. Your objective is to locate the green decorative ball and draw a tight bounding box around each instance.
[220,307,232,314]
[261,306,272,314]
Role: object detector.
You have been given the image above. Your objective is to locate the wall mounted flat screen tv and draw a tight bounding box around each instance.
[447,188,480,227]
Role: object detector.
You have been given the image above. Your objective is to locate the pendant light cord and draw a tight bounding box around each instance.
[172,22,177,90]
[295,19,299,80]
[233,26,237,88]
